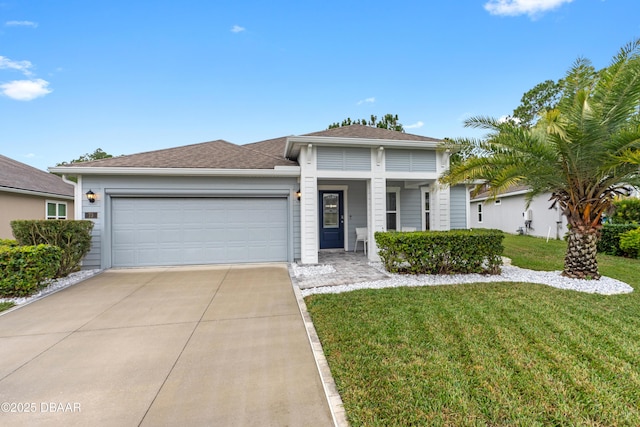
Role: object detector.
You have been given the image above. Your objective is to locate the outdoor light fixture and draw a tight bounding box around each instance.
[86,190,96,203]
[296,189,301,201]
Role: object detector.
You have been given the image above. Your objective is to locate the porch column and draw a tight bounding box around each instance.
[368,178,386,262]
[432,183,451,230]
[299,144,318,264]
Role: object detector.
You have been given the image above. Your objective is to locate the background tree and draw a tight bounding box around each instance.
[328,114,404,132]
[441,40,640,279]
[511,79,566,128]
[54,148,115,182]
[57,148,114,165]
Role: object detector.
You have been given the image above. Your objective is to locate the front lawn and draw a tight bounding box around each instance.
[305,234,640,426]
[0,301,14,313]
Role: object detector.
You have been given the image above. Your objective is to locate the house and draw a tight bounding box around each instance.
[0,155,75,239]
[49,125,470,269]
[470,185,568,239]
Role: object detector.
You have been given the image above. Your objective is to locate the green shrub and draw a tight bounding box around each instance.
[609,198,640,224]
[0,239,18,247]
[11,220,94,277]
[375,229,504,275]
[619,228,640,258]
[597,223,640,255]
[0,244,62,298]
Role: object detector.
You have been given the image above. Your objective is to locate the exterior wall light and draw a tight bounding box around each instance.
[86,190,97,203]
[296,189,301,201]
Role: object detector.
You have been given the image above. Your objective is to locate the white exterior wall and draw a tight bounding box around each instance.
[471,191,568,239]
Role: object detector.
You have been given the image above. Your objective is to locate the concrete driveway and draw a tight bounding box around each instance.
[0,265,334,426]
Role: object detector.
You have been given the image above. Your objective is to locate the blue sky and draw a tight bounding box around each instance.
[1,0,639,171]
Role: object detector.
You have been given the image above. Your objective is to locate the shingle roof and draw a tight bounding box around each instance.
[0,155,74,197]
[304,124,442,142]
[58,140,298,169]
[245,124,442,158]
[472,184,531,200]
[54,125,442,170]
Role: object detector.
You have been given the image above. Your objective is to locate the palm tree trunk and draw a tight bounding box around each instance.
[563,228,600,279]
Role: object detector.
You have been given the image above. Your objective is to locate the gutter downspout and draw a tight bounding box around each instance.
[61,175,82,220]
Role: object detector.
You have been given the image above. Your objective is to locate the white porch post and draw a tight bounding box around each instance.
[432,183,451,230]
[299,144,319,264]
[368,146,386,261]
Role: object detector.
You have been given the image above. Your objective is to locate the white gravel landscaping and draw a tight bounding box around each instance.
[298,263,633,297]
[0,269,102,307]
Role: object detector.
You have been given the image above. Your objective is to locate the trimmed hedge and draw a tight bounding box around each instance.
[597,223,640,256]
[375,229,504,275]
[610,198,640,224]
[11,220,94,277]
[0,244,62,298]
[620,228,640,258]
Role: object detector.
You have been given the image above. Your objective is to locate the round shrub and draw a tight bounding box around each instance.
[619,228,640,258]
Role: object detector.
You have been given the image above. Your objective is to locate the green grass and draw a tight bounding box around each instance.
[0,301,14,313]
[306,234,640,426]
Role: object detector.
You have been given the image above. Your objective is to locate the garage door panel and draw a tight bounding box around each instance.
[111,197,289,267]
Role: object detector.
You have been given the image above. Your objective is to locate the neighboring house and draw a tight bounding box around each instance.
[0,154,75,239]
[470,185,568,239]
[49,125,470,269]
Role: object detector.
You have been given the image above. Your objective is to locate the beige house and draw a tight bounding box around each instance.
[0,155,75,239]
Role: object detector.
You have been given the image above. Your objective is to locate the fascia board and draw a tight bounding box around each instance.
[47,166,301,177]
[472,189,531,202]
[0,186,74,200]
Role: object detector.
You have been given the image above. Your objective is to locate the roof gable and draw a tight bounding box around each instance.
[0,155,73,197]
[246,124,443,160]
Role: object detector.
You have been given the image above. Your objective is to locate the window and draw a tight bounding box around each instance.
[386,189,399,231]
[46,201,67,220]
[477,203,483,223]
[322,193,339,228]
[423,191,430,230]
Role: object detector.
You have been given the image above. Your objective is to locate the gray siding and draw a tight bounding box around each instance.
[400,188,422,230]
[80,175,299,269]
[317,147,371,171]
[450,184,468,229]
[385,149,436,172]
[346,182,367,250]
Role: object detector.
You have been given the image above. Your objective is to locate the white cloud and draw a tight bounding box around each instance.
[1,78,52,101]
[484,0,573,17]
[24,153,35,158]
[231,25,245,33]
[498,115,521,124]
[0,55,33,76]
[5,20,38,28]
[405,121,424,129]
[357,97,375,105]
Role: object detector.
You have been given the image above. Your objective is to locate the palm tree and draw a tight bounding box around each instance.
[441,40,640,279]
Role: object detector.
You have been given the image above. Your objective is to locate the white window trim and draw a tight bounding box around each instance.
[421,187,431,231]
[45,200,68,220]
[386,187,400,231]
[477,203,483,224]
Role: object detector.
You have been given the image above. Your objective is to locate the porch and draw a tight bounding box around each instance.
[292,250,389,289]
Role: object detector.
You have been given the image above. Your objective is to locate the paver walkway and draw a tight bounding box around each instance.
[294,250,389,289]
[0,264,334,426]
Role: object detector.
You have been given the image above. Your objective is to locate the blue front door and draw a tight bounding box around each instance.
[319,190,344,249]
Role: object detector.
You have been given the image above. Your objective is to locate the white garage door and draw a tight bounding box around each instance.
[111,197,289,267]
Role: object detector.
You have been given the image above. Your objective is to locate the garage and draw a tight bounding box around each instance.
[111,197,289,267]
